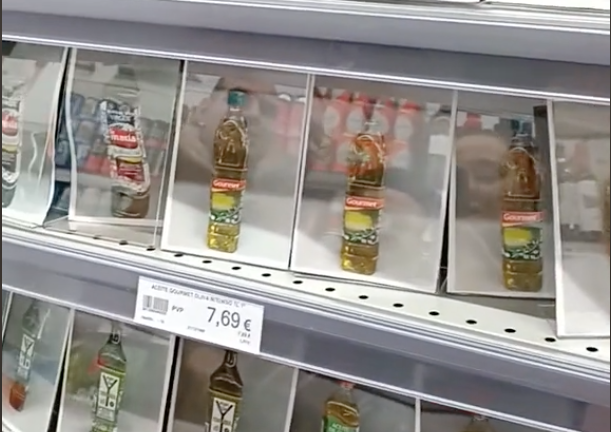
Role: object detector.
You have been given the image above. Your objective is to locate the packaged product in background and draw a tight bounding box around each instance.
[287,94,307,156]
[390,99,419,168]
[325,90,351,173]
[556,144,580,239]
[274,93,292,150]
[2,84,24,208]
[309,87,335,171]
[101,101,151,219]
[60,53,180,236]
[336,92,367,173]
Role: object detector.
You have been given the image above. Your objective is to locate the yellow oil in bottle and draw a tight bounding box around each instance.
[207,89,249,253]
[461,415,496,432]
[322,381,359,432]
[500,130,543,292]
[341,100,386,275]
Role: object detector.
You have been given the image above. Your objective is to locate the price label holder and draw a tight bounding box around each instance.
[134,277,264,354]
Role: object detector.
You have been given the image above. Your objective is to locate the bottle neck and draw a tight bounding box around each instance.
[227,105,243,117]
[362,119,376,133]
[107,324,122,345]
[338,381,354,393]
[223,350,238,368]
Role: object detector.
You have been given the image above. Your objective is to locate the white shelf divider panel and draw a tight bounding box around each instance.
[2,225,608,432]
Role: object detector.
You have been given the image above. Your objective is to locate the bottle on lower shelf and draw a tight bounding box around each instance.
[322,381,360,432]
[207,350,243,432]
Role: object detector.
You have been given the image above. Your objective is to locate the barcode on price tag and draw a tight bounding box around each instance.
[142,295,169,315]
[134,277,264,354]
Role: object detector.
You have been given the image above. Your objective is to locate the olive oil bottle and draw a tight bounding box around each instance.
[461,415,496,432]
[322,381,359,432]
[91,323,127,432]
[207,89,249,253]
[207,350,243,432]
[341,99,386,275]
[500,126,543,292]
[8,299,48,411]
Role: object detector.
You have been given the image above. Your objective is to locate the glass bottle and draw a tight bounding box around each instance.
[500,125,543,292]
[207,89,249,253]
[101,65,151,219]
[461,414,496,432]
[2,80,24,208]
[8,299,48,411]
[322,381,359,432]
[91,322,127,432]
[341,99,386,275]
[207,350,243,432]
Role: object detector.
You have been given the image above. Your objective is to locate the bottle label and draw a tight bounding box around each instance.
[502,146,539,199]
[501,211,543,261]
[343,196,383,245]
[2,95,22,189]
[209,394,239,432]
[209,179,245,225]
[322,416,359,432]
[94,370,123,424]
[16,333,36,381]
[214,118,249,170]
[2,96,22,145]
[102,101,150,195]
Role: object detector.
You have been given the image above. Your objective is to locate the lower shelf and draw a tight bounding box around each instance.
[2,226,608,432]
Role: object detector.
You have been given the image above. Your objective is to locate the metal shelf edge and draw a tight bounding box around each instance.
[2,1,610,65]
[2,227,609,430]
[2,12,610,103]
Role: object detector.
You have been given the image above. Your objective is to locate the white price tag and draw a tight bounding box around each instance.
[134,277,264,354]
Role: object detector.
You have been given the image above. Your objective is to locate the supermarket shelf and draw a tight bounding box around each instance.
[3,0,609,65]
[2,226,609,432]
[3,12,609,104]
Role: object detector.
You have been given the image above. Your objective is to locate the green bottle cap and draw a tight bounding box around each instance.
[227,89,247,107]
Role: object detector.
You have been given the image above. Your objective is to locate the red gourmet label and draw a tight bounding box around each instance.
[345,196,384,210]
[211,178,246,191]
[502,211,543,224]
[109,127,138,148]
[2,111,18,136]
[116,160,145,182]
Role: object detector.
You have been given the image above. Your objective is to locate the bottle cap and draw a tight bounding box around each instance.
[339,381,354,389]
[227,89,247,107]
